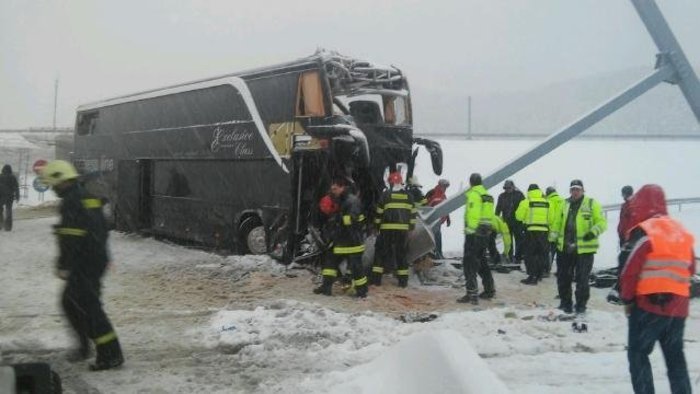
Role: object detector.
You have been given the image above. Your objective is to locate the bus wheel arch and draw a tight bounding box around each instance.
[237,212,267,255]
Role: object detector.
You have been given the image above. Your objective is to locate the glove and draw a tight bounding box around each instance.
[582,232,596,241]
[55,269,70,280]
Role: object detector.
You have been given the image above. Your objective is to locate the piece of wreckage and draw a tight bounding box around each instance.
[71,49,443,265]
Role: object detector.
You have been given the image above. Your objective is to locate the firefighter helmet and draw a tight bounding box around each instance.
[319,195,339,215]
[40,160,79,187]
[388,172,403,185]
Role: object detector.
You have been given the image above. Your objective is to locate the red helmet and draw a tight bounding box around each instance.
[319,195,339,216]
[388,171,403,185]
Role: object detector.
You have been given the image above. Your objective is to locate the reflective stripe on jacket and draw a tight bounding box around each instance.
[515,189,551,232]
[551,195,607,254]
[375,189,417,231]
[464,185,494,235]
[636,216,694,297]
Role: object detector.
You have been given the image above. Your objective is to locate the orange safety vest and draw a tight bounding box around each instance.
[636,216,694,297]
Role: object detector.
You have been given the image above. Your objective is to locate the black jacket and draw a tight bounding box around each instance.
[0,165,19,203]
[375,188,416,231]
[496,189,525,223]
[331,191,366,250]
[407,185,427,207]
[54,182,110,278]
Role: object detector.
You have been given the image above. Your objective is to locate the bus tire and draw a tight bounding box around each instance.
[239,216,267,255]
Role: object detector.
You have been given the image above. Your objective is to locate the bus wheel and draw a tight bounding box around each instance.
[239,217,267,255]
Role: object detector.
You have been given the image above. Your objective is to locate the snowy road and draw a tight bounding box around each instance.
[1,214,699,393]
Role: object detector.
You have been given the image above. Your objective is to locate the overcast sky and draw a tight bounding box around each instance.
[1,0,699,129]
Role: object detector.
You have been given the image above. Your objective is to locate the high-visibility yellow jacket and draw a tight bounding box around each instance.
[491,215,512,256]
[464,185,495,236]
[550,195,607,254]
[547,192,564,226]
[515,189,553,232]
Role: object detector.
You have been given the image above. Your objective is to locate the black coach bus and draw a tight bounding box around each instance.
[72,50,442,261]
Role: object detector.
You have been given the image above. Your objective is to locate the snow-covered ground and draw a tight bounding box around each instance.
[1,138,699,393]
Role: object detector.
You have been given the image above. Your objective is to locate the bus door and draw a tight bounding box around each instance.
[116,160,152,231]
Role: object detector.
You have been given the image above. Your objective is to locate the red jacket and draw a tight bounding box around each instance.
[620,185,696,317]
[617,200,633,243]
[426,185,450,226]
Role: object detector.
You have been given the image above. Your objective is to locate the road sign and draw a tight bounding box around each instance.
[33,177,50,193]
[32,159,48,175]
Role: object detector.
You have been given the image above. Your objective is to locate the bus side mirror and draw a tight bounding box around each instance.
[413,138,443,175]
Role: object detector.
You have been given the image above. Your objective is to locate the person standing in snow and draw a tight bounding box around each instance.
[39,160,124,371]
[515,184,554,285]
[0,164,20,231]
[425,179,451,259]
[550,179,607,314]
[371,172,416,287]
[544,186,564,277]
[607,185,636,304]
[314,178,368,298]
[457,173,495,305]
[495,180,525,264]
[620,184,694,394]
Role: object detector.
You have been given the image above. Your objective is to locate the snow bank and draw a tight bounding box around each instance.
[312,329,510,394]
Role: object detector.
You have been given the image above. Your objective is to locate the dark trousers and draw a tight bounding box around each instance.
[323,251,367,296]
[524,231,548,279]
[0,200,13,231]
[547,242,557,274]
[628,306,690,394]
[556,252,594,309]
[463,235,493,296]
[506,220,525,261]
[381,230,408,279]
[433,226,444,259]
[487,232,501,264]
[62,272,122,360]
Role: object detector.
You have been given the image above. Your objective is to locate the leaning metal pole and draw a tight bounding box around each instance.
[421,0,700,227]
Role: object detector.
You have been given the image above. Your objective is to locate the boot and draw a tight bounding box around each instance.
[520,276,537,285]
[354,284,368,299]
[558,302,573,314]
[397,276,408,288]
[90,337,124,371]
[478,291,495,300]
[370,272,382,286]
[457,295,478,305]
[66,334,91,362]
[313,277,333,296]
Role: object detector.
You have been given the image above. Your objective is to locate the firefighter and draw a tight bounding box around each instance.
[550,179,607,314]
[457,173,495,305]
[40,160,124,371]
[371,172,417,287]
[313,178,368,298]
[489,215,512,265]
[620,184,694,394]
[406,176,428,207]
[545,186,564,277]
[515,184,553,285]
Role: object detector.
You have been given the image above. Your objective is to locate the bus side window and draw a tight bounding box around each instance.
[77,111,100,136]
[296,71,325,117]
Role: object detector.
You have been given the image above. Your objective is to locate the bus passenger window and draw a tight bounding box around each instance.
[77,112,99,136]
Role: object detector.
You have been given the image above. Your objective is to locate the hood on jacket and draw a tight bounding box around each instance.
[627,184,668,229]
[1,165,11,175]
[526,189,544,199]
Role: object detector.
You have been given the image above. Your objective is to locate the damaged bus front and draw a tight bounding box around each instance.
[71,50,442,262]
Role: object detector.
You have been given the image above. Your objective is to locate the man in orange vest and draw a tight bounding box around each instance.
[620,184,695,394]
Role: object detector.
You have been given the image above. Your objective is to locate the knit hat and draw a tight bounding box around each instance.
[528,184,539,191]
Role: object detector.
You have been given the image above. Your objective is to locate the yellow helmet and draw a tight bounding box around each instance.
[40,160,79,186]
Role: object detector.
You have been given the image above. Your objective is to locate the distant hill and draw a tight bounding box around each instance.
[411,65,700,137]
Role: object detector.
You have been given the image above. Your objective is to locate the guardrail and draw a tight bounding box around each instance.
[602,197,700,216]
